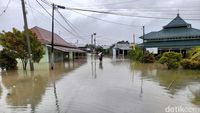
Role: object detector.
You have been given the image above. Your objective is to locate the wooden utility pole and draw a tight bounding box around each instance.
[21,0,34,71]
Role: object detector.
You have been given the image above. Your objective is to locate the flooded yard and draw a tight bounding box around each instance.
[0,56,200,113]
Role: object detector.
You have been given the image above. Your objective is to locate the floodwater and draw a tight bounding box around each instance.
[0,56,200,113]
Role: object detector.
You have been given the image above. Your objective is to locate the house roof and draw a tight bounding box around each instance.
[139,15,200,40]
[139,39,200,48]
[113,43,131,50]
[142,27,200,39]
[54,46,86,53]
[31,26,76,48]
[163,14,190,29]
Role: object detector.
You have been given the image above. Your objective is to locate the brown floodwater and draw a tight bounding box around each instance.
[0,56,200,113]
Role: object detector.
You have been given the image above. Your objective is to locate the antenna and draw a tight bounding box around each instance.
[177,9,180,16]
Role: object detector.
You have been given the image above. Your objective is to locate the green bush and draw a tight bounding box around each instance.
[181,59,200,69]
[140,51,155,63]
[167,62,179,69]
[159,52,182,69]
[129,45,143,61]
[0,49,17,70]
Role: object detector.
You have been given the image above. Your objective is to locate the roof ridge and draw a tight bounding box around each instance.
[163,14,190,29]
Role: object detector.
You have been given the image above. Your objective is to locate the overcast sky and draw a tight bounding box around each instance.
[0,0,200,45]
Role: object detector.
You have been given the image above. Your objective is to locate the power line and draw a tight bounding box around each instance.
[35,0,80,37]
[71,10,141,27]
[73,0,139,7]
[56,10,81,37]
[0,0,11,16]
[39,1,200,20]
[63,7,200,21]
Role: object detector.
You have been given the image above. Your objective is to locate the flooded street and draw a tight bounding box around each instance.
[0,56,200,113]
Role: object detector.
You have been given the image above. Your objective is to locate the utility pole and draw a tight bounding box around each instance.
[91,34,93,54]
[50,4,65,70]
[93,33,96,54]
[51,3,55,70]
[142,26,145,54]
[21,0,34,71]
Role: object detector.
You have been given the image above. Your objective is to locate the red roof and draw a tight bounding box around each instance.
[31,26,76,48]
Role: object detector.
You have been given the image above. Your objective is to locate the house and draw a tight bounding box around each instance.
[139,14,200,57]
[31,26,86,62]
[112,41,131,58]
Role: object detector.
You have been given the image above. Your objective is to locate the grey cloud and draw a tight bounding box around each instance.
[0,0,200,45]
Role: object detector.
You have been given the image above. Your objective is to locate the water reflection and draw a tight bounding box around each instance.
[99,62,103,70]
[91,55,97,79]
[1,58,200,113]
[131,61,200,106]
[0,60,86,112]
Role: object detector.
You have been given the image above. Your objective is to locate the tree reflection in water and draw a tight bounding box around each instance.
[0,60,86,112]
[130,61,200,106]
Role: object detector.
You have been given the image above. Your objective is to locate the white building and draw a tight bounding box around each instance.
[112,43,131,58]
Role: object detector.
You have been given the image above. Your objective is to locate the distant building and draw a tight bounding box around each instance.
[112,41,131,58]
[139,14,200,57]
[31,26,85,62]
[0,45,2,51]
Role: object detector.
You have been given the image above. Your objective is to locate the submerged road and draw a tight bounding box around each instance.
[0,56,200,113]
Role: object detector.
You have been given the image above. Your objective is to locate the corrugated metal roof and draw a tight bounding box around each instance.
[31,26,76,48]
[139,15,200,40]
[54,46,86,53]
[163,14,190,29]
[143,28,200,39]
[31,26,85,53]
[113,43,131,50]
[140,39,200,48]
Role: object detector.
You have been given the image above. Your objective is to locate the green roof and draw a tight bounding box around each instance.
[140,39,200,48]
[163,14,190,29]
[140,14,200,40]
[142,27,200,39]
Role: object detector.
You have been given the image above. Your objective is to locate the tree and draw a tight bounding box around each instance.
[0,28,45,70]
[180,47,200,69]
[159,52,182,69]
[140,51,156,63]
[129,45,143,61]
[189,47,200,60]
[0,49,17,70]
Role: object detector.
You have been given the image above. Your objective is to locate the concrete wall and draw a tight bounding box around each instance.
[39,45,49,63]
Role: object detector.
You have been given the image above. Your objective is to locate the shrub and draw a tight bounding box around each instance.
[159,52,182,69]
[140,51,155,63]
[129,45,143,61]
[0,49,17,70]
[181,59,200,69]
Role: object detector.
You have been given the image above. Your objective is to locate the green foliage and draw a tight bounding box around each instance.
[181,59,200,70]
[129,45,143,61]
[159,52,182,69]
[0,49,17,70]
[140,51,156,63]
[189,47,200,60]
[180,47,200,70]
[0,28,45,70]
